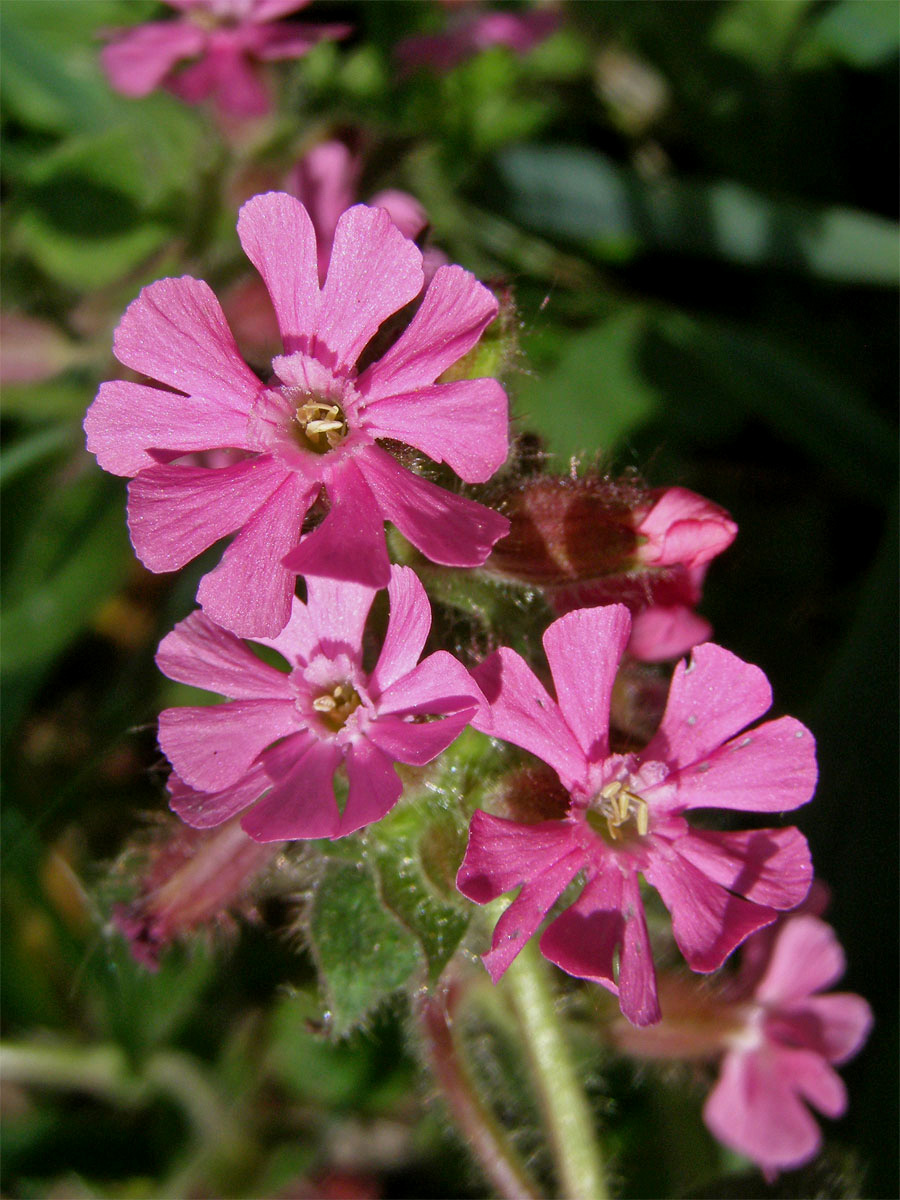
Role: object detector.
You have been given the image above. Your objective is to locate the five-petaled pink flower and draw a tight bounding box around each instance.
[100,0,350,121]
[705,914,873,1175]
[457,604,817,1025]
[84,192,510,638]
[158,566,483,841]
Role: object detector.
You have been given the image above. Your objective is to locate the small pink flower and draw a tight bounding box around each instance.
[457,604,817,1025]
[84,192,510,637]
[157,566,482,841]
[100,0,350,120]
[704,915,873,1175]
[397,4,560,74]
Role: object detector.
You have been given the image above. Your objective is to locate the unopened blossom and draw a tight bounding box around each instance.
[101,0,350,121]
[485,478,737,661]
[457,604,816,1025]
[158,566,482,841]
[704,915,872,1175]
[397,3,560,74]
[84,192,510,637]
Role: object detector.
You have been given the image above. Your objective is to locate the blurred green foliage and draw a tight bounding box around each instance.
[1,1,897,1196]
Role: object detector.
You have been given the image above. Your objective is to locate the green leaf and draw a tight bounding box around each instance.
[798,0,900,68]
[308,860,421,1035]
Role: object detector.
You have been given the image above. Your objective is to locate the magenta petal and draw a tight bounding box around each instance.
[301,573,376,660]
[127,456,287,573]
[359,264,499,399]
[376,651,480,717]
[782,1046,847,1118]
[542,606,631,764]
[340,738,403,836]
[159,699,301,792]
[237,193,319,355]
[627,604,711,662]
[785,994,874,1064]
[156,610,293,700]
[316,205,424,372]
[641,643,773,772]
[472,648,587,791]
[113,277,262,411]
[456,812,580,903]
[704,1048,823,1172]
[665,716,818,814]
[674,827,812,912]
[196,471,314,638]
[85,380,254,478]
[643,847,777,973]
[357,445,510,568]
[282,459,390,587]
[101,20,205,96]
[368,189,428,241]
[367,710,472,765]
[241,733,342,841]
[636,487,737,570]
[168,762,270,829]
[369,565,432,693]
[755,914,845,1005]
[362,378,508,483]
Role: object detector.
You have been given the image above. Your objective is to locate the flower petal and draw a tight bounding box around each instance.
[85,380,255,478]
[376,651,480,717]
[127,456,288,573]
[369,565,432,694]
[662,716,818,814]
[168,762,270,829]
[472,648,587,791]
[101,20,205,97]
[113,277,262,411]
[156,609,293,700]
[541,606,631,764]
[241,732,342,840]
[781,993,874,1064]
[357,444,510,568]
[367,710,472,765]
[627,604,711,663]
[456,811,580,903]
[340,737,403,836]
[756,914,846,1006]
[237,193,319,355]
[635,487,737,570]
[359,264,499,399]
[674,827,812,912]
[641,642,773,772]
[159,699,302,792]
[362,378,508,483]
[315,205,423,373]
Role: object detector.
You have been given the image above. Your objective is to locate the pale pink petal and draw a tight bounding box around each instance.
[780,993,874,1064]
[361,378,508,483]
[756,915,846,1006]
[101,20,205,97]
[85,380,255,477]
[376,651,480,717]
[541,606,631,764]
[356,445,510,569]
[662,716,817,814]
[471,648,587,790]
[369,565,432,694]
[159,699,301,791]
[241,733,342,840]
[127,456,287,573]
[359,265,498,400]
[196,470,314,637]
[635,487,737,570]
[643,848,777,973]
[250,594,318,665]
[113,277,262,410]
[367,709,472,765]
[368,189,428,241]
[704,1048,823,1172]
[545,868,661,1026]
[641,643,773,771]
[627,604,711,662]
[237,193,319,354]
[781,1046,847,1118]
[289,141,359,281]
[156,610,293,700]
[315,206,424,373]
[168,762,270,828]
[291,575,373,664]
[456,812,580,903]
[340,738,402,836]
[209,44,270,117]
[281,458,391,587]
[674,827,812,912]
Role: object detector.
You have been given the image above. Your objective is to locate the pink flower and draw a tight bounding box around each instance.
[456,604,816,1025]
[84,192,510,637]
[157,566,483,841]
[397,4,560,74]
[100,0,351,120]
[704,915,873,1175]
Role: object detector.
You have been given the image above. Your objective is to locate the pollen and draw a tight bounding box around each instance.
[589,779,650,842]
[294,399,348,453]
[312,682,361,731]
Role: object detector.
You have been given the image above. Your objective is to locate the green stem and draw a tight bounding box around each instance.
[502,941,610,1200]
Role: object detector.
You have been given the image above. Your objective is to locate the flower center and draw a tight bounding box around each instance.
[312,682,361,731]
[293,397,349,454]
[587,780,649,843]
